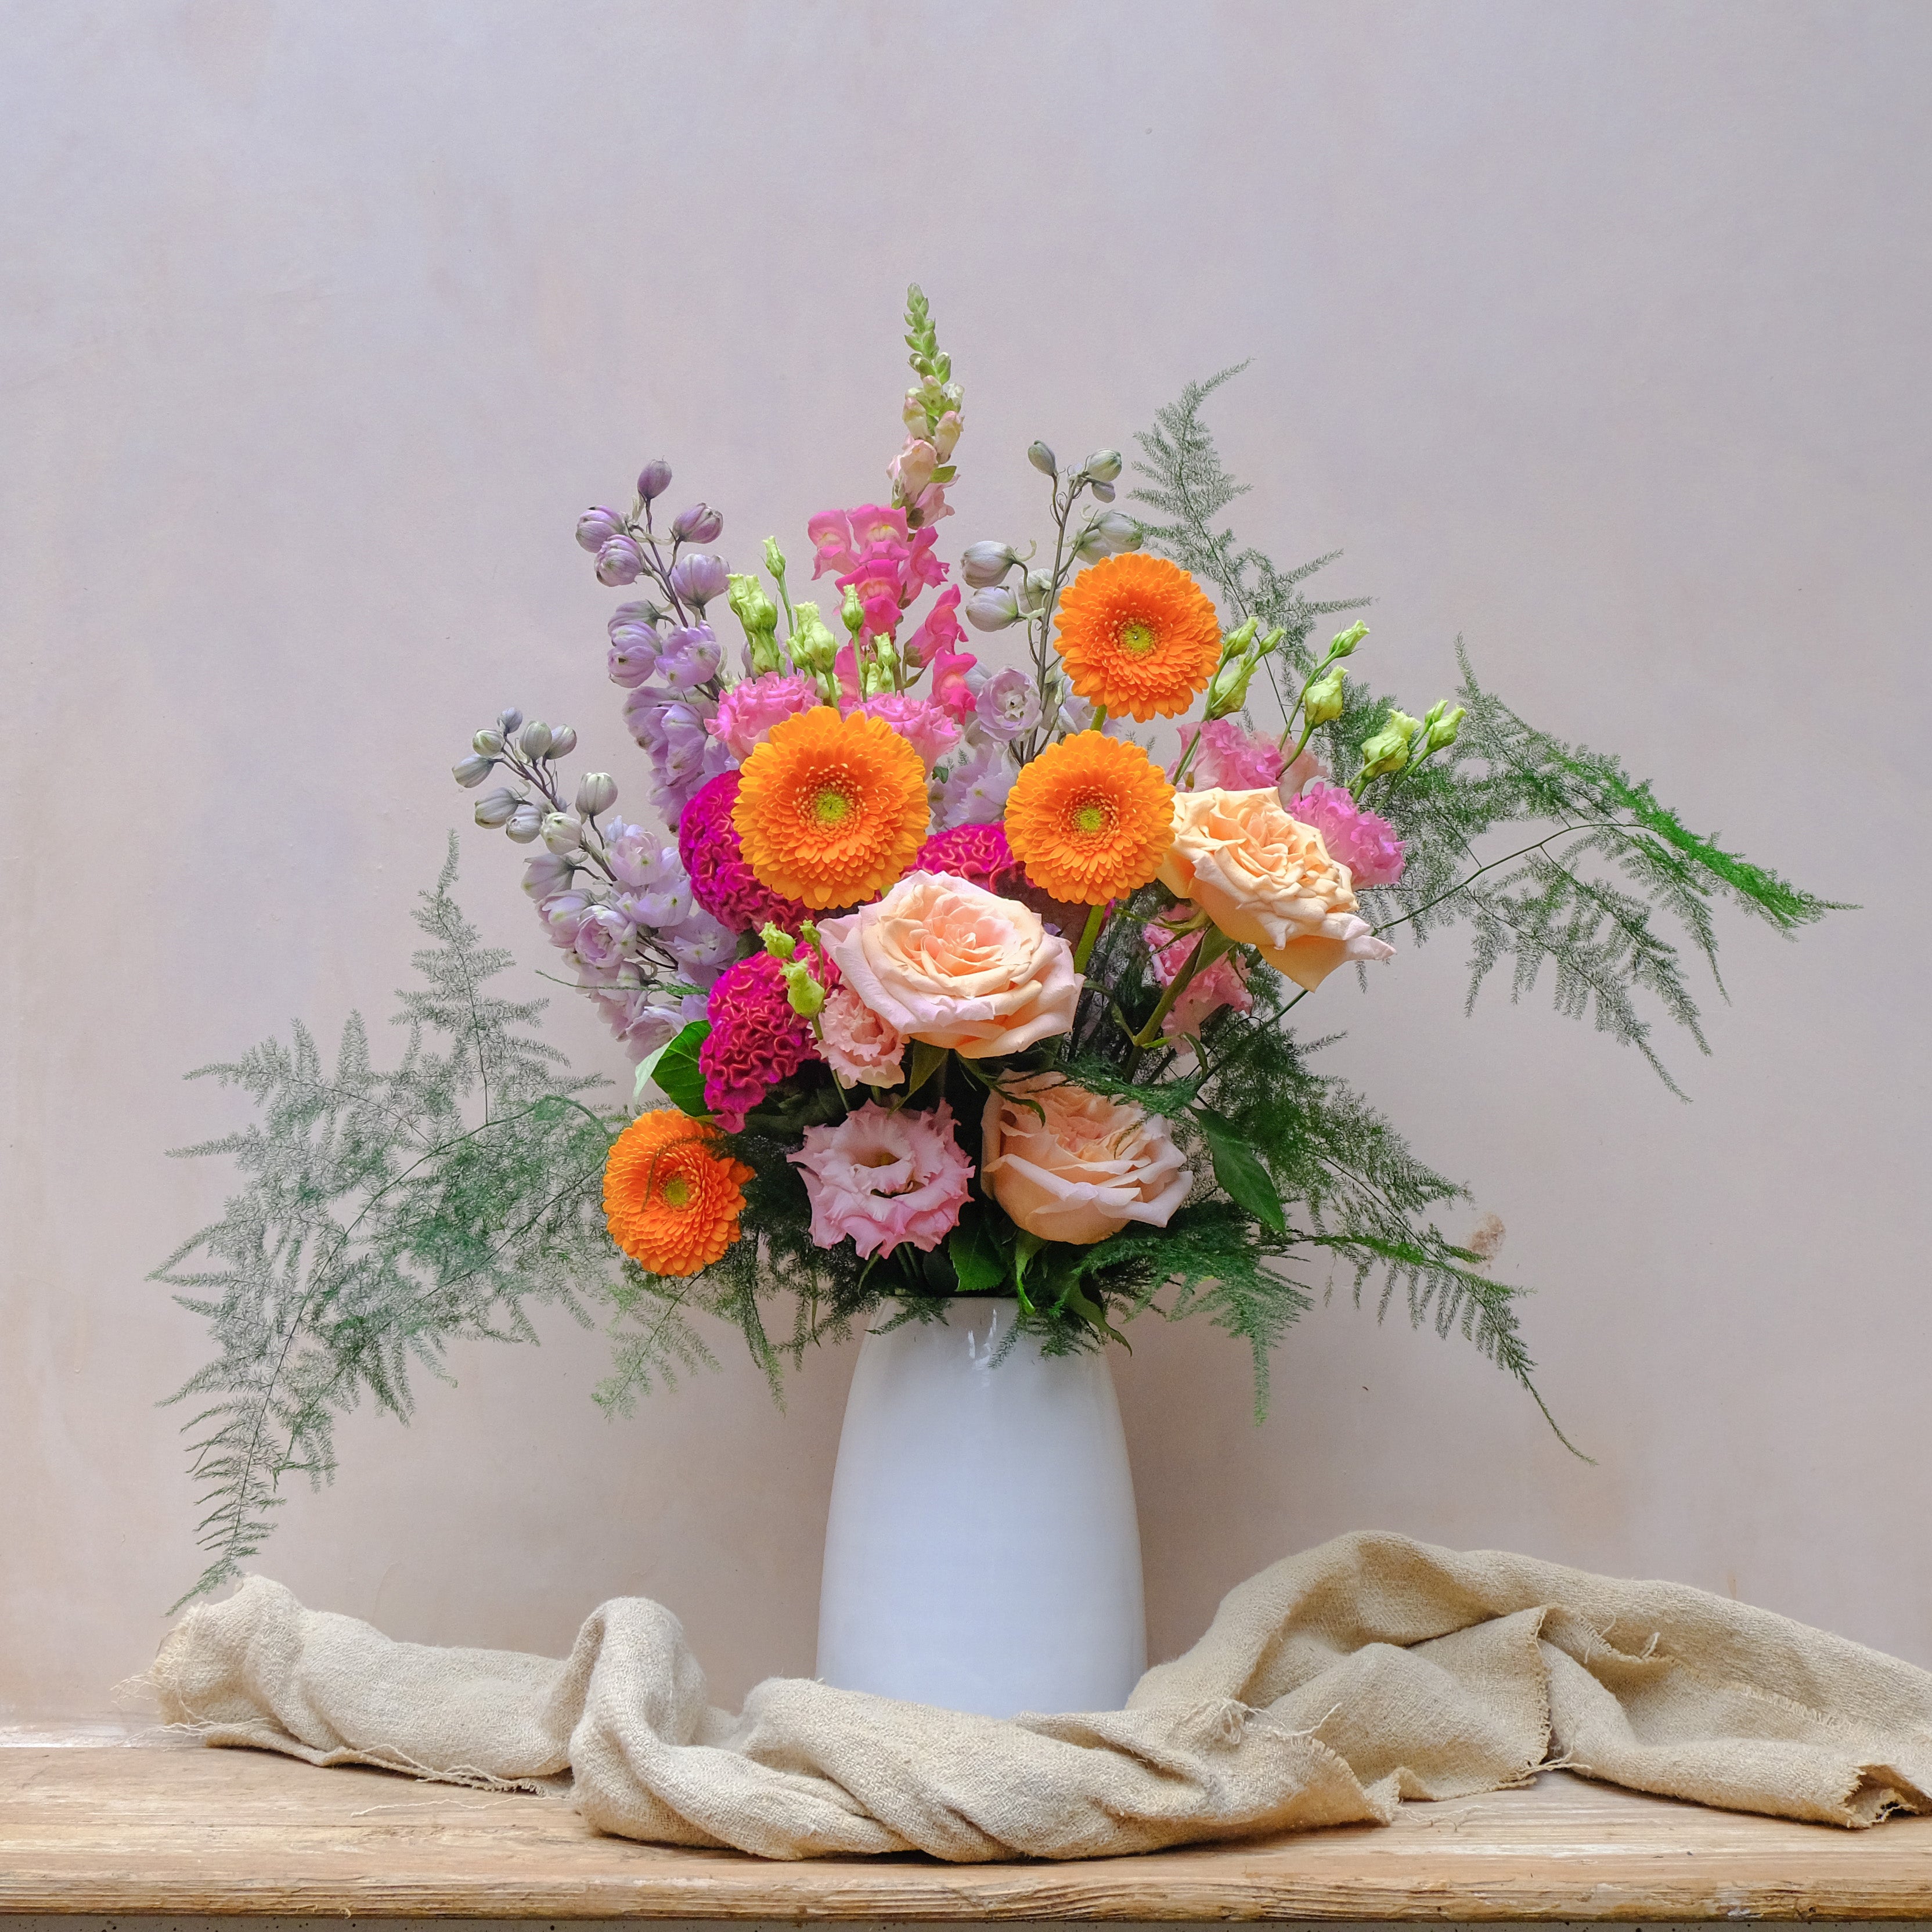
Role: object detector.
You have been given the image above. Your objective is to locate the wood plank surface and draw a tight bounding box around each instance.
[3,1740,1931,1920]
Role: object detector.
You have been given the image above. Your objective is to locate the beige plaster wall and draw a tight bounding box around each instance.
[3,0,1927,1719]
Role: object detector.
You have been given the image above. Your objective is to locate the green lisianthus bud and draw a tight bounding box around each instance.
[1425,702,1466,752]
[840,585,866,637]
[759,923,796,961]
[1328,621,1369,659]
[1303,664,1347,726]
[762,535,788,584]
[1357,709,1422,781]
[1221,616,1260,655]
[782,959,826,1020]
[790,602,838,674]
[1256,626,1286,659]
[728,571,785,675]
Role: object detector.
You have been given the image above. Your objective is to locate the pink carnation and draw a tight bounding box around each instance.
[678,770,810,935]
[700,947,832,1130]
[913,821,1022,894]
[845,694,960,772]
[1145,914,1255,1038]
[708,673,820,762]
[818,985,906,1087]
[788,1100,974,1259]
[1173,718,1285,792]
[1283,779,1406,888]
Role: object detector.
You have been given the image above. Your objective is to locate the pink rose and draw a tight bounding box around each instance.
[789,1100,974,1259]
[816,871,1080,1059]
[980,1075,1192,1246]
[1157,788,1396,991]
[819,984,907,1087]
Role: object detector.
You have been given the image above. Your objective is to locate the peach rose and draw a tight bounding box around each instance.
[816,871,1080,1058]
[981,1074,1193,1246]
[1156,787,1396,991]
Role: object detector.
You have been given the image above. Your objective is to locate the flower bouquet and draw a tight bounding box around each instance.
[161,287,1832,1609]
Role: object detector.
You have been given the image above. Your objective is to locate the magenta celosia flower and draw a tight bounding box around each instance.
[1284,778,1407,888]
[846,694,960,772]
[700,948,830,1130]
[913,820,1021,893]
[1173,718,1286,792]
[788,1099,974,1258]
[708,672,820,762]
[678,770,810,935]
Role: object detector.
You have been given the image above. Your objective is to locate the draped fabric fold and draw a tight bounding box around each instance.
[150,1531,1932,1861]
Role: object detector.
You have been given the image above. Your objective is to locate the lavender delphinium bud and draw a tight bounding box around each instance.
[452,753,495,788]
[474,787,521,828]
[1082,449,1123,483]
[1017,570,1051,614]
[541,812,583,853]
[608,598,665,634]
[669,552,729,609]
[965,586,1021,632]
[636,459,673,502]
[595,536,646,586]
[608,633,660,687]
[576,506,627,553]
[506,801,545,843]
[672,502,724,543]
[547,724,578,758]
[518,719,554,759]
[498,708,524,734]
[1090,481,1117,502]
[575,772,618,817]
[657,622,723,690]
[522,852,576,899]
[961,541,1019,588]
[1027,441,1057,477]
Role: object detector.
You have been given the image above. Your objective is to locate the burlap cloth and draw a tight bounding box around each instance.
[149,1531,1932,1861]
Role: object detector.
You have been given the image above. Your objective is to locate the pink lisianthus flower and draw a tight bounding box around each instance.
[700,948,830,1130]
[707,672,821,762]
[1145,911,1255,1037]
[788,1100,974,1258]
[818,984,907,1087]
[1280,747,1329,799]
[848,694,960,773]
[1284,778,1407,889]
[806,510,857,579]
[1173,718,1286,792]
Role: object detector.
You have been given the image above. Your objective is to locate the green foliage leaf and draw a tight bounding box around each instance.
[1195,1104,1286,1234]
[947,1207,1010,1294]
[652,1021,711,1117]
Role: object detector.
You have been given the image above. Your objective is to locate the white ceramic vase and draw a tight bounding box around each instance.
[815,1296,1146,1718]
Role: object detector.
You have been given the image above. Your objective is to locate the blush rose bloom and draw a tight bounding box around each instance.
[981,1075,1192,1246]
[788,1100,973,1259]
[817,983,907,1087]
[1156,788,1396,991]
[816,871,1080,1057]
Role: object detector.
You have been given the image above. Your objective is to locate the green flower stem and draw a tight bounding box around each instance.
[1130,925,1234,1049]
[1370,821,1641,936]
[1073,902,1108,974]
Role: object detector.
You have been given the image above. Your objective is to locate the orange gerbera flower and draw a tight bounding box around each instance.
[733,706,930,910]
[1055,554,1223,722]
[604,1109,754,1278]
[1005,731,1176,906]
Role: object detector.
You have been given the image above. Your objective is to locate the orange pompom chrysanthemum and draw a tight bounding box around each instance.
[733,706,930,910]
[1054,553,1223,722]
[604,1109,755,1279]
[1005,731,1177,906]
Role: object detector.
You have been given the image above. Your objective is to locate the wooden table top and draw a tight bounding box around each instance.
[3,1738,1931,1920]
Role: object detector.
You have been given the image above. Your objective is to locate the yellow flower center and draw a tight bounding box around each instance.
[1118,619,1157,657]
[811,784,853,826]
[1070,795,1115,837]
[662,1174,691,1209]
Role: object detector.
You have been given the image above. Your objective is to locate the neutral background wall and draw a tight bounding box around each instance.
[4,0,1928,1722]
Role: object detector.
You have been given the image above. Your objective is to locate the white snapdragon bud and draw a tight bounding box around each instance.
[575,772,618,817]
[474,787,521,828]
[452,753,495,788]
[540,812,584,853]
[506,801,545,843]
